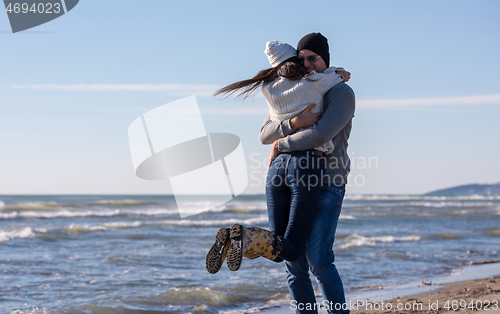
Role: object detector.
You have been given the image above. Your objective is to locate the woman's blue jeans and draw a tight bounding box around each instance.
[266,150,326,262]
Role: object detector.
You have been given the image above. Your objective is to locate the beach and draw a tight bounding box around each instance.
[1,194,499,314]
[352,275,500,313]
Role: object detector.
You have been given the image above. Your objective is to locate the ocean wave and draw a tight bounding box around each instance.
[12,304,180,314]
[124,208,179,216]
[225,206,267,214]
[176,199,267,215]
[35,221,147,238]
[346,195,423,201]
[89,199,156,206]
[123,285,289,310]
[405,201,493,208]
[350,205,375,211]
[3,201,71,211]
[429,233,462,240]
[0,205,265,220]
[8,296,290,314]
[0,211,19,219]
[40,216,270,237]
[0,209,121,219]
[385,251,411,261]
[157,216,269,228]
[63,224,106,235]
[219,298,291,314]
[146,286,247,305]
[345,194,500,201]
[336,234,421,250]
[0,208,180,220]
[62,222,143,235]
[484,229,500,238]
[67,216,268,231]
[0,227,35,242]
[339,214,356,220]
[177,200,232,214]
[1,199,164,213]
[346,201,494,209]
[1,199,160,212]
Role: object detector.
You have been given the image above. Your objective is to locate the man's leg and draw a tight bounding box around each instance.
[285,184,349,314]
[307,184,348,314]
[285,252,318,314]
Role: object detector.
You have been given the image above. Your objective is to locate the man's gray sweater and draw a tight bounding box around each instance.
[259,82,355,186]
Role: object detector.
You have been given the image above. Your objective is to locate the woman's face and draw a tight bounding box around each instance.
[298,49,327,73]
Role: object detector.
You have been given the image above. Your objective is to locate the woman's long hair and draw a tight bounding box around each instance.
[214,57,309,99]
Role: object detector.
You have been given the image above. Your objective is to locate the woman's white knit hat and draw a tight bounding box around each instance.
[265,40,297,67]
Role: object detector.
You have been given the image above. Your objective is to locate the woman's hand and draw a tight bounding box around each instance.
[290,104,321,130]
[336,67,351,82]
[268,140,281,170]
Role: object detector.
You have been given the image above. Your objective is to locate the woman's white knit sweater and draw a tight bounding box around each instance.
[261,66,343,153]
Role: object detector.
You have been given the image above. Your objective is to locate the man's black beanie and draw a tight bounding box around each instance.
[297,32,330,67]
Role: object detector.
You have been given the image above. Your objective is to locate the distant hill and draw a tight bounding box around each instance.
[424,183,500,196]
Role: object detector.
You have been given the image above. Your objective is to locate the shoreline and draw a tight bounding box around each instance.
[352,275,500,313]
[251,262,500,314]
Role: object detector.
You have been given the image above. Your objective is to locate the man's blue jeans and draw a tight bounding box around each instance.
[285,184,349,314]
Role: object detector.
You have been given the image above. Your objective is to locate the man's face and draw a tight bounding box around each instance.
[298,49,327,73]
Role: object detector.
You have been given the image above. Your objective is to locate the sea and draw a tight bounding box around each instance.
[1,194,499,314]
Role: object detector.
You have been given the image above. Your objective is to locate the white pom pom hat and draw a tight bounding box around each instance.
[264,40,297,68]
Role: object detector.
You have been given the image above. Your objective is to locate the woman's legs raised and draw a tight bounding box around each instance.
[224,150,325,271]
[267,151,325,261]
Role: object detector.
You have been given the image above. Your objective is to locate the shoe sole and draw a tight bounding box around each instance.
[227,223,244,271]
[206,228,230,274]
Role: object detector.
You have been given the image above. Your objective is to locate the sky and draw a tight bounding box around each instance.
[0,0,499,195]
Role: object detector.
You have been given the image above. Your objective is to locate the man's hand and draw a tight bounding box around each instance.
[290,104,321,131]
[268,140,281,170]
[336,67,351,82]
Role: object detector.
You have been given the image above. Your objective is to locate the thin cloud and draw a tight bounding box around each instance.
[9,84,221,96]
[205,93,500,115]
[9,84,500,110]
[357,94,500,108]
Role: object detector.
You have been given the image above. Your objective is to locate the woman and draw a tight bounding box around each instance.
[206,41,349,274]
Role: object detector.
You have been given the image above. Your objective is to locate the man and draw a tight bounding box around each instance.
[259,32,354,314]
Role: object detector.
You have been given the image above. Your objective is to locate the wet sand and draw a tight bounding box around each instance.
[352,275,500,313]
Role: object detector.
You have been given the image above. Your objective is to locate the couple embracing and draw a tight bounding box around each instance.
[206,32,355,314]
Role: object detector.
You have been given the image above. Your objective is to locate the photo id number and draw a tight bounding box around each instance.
[5,2,61,14]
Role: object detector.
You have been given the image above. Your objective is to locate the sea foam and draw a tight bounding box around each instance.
[336,234,421,250]
[0,227,35,242]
